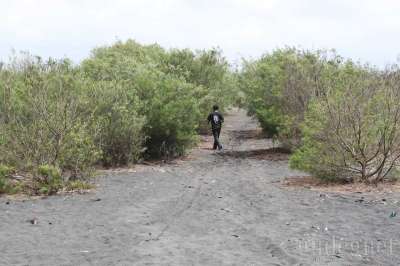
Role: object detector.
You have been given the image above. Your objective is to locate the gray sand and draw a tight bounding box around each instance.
[1,109,399,266]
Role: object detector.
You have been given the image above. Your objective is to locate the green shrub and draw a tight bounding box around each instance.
[85,80,145,166]
[239,48,340,149]
[35,165,63,195]
[57,122,101,178]
[0,55,100,177]
[139,71,201,157]
[0,177,7,194]
[65,180,93,191]
[241,47,400,184]
[165,48,239,132]
[0,164,14,178]
[0,165,20,194]
[290,63,400,183]
[0,178,21,194]
[0,40,239,195]
[82,40,229,158]
[37,164,61,180]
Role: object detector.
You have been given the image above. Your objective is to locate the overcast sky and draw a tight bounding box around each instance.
[1,0,400,66]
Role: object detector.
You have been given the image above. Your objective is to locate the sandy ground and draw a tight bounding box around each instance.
[1,109,400,266]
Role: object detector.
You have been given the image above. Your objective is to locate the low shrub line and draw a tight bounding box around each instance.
[0,40,239,195]
[240,47,400,183]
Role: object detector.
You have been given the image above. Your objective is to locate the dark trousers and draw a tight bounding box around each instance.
[212,127,222,150]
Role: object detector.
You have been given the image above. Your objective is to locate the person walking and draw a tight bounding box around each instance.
[207,105,224,150]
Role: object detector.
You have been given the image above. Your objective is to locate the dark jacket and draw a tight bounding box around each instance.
[208,111,224,130]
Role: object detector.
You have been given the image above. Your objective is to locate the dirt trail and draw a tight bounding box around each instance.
[1,109,400,266]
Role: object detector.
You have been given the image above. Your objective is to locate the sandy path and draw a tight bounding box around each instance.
[1,109,400,266]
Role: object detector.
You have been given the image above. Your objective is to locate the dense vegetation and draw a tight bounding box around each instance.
[0,40,237,194]
[1,41,399,195]
[240,47,400,183]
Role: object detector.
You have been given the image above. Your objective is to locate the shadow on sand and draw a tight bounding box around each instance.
[216,147,290,161]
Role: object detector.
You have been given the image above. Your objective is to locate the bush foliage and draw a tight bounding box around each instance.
[0,55,100,178]
[0,40,236,194]
[290,64,400,183]
[4,40,399,189]
[240,47,400,183]
[0,165,20,194]
[239,48,338,148]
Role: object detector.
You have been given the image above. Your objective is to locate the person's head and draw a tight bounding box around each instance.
[213,105,219,111]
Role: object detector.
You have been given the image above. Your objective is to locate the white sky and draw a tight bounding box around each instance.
[1,0,400,66]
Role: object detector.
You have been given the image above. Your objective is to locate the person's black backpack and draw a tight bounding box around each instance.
[210,111,222,128]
